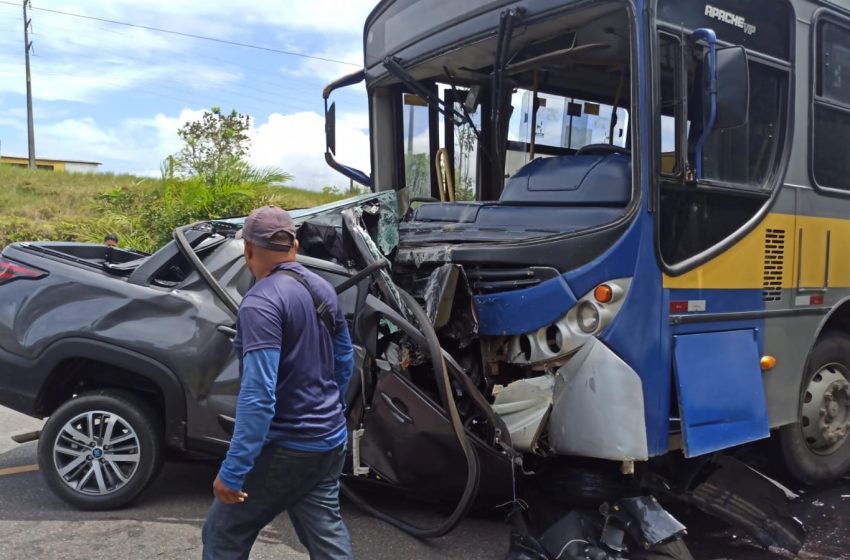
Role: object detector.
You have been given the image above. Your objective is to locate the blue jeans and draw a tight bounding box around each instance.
[202,443,352,560]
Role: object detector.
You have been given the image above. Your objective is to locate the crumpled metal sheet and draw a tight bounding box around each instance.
[422,264,460,329]
[614,496,687,546]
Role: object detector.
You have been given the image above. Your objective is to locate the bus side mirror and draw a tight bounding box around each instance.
[323,70,372,188]
[711,46,749,129]
[325,101,337,155]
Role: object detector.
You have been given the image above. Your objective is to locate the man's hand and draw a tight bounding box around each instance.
[213,474,248,504]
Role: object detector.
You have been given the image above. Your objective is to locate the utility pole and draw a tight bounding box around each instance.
[23,0,35,169]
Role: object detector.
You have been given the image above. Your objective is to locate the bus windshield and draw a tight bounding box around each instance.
[379,1,633,205]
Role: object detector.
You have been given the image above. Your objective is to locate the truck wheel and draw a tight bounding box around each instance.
[780,331,850,485]
[37,390,164,510]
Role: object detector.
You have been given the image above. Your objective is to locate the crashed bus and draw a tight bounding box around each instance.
[319,0,849,543]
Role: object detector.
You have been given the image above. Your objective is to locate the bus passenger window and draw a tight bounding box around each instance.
[813,20,850,191]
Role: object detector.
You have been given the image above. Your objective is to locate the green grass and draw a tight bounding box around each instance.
[0,163,345,250]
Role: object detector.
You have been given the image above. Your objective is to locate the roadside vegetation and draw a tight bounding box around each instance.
[0,107,353,252]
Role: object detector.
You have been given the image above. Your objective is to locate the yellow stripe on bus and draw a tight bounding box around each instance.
[663,213,850,291]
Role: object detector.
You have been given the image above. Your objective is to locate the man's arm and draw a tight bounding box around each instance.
[333,324,355,404]
[217,348,280,493]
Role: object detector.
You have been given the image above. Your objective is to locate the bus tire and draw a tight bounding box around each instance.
[780,331,850,485]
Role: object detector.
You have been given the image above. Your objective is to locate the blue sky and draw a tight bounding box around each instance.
[0,0,375,189]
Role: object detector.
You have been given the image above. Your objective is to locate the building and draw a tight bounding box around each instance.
[0,155,102,173]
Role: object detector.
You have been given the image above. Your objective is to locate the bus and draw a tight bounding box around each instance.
[322,0,850,497]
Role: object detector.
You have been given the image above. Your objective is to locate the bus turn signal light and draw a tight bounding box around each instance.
[760,355,777,371]
[594,284,614,304]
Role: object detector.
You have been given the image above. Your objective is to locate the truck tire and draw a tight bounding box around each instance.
[780,331,850,485]
[37,390,164,510]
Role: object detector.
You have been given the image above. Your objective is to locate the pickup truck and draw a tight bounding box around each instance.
[0,199,373,510]
[0,194,511,518]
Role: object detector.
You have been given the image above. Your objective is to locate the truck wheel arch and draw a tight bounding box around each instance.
[34,338,187,450]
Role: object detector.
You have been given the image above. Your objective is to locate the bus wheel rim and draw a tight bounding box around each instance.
[801,364,850,456]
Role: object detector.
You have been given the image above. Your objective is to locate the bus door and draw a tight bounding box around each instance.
[656,1,794,456]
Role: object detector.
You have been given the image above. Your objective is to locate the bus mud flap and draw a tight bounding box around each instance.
[689,455,805,554]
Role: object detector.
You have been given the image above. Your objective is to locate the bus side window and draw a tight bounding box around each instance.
[813,19,850,191]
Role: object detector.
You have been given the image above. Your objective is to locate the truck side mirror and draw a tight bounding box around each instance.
[709,46,749,130]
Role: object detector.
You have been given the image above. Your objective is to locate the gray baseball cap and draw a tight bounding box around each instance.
[236,205,297,251]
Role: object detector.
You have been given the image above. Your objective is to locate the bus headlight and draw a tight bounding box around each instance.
[503,278,631,367]
[577,301,601,333]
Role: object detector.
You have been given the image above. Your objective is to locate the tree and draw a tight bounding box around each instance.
[173,107,252,186]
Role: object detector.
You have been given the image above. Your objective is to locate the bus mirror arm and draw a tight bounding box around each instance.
[691,29,750,182]
[323,70,372,188]
[692,28,717,181]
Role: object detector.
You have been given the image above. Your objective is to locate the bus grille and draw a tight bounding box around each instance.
[763,229,786,302]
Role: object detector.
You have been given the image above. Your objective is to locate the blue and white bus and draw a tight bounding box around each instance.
[323,0,850,514]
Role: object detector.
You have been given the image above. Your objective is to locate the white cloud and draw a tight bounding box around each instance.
[27,107,371,190]
[249,110,370,189]
[33,108,204,164]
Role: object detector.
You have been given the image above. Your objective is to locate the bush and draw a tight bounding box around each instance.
[91,168,308,253]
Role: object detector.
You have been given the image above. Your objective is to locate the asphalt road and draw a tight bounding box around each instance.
[0,406,848,560]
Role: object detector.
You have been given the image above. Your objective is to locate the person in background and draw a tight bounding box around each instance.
[104,234,118,248]
[202,205,355,560]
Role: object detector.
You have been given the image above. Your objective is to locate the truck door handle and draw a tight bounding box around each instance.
[381,393,413,424]
[217,325,237,338]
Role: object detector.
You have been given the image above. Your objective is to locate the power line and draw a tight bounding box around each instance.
[0,1,360,67]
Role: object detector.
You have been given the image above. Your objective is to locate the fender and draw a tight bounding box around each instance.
[795,296,850,409]
[34,338,187,449]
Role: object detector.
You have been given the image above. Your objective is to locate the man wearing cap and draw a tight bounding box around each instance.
[202,205,355,559]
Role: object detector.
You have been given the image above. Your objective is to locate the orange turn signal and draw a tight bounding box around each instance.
[760,355,777,371]
[594,284,614,304]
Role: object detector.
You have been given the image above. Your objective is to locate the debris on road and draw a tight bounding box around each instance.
[506,496,690,560]
[689,456,805,554]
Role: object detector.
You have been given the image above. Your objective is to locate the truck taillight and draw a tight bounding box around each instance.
[0,258,46,285]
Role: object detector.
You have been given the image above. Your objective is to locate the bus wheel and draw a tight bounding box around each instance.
[780,331,850,485]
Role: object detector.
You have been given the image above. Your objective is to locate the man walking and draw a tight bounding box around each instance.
[202,205,355,560]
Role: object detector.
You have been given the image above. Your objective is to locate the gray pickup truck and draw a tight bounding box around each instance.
[0,195,511,520]
[0,200,375,510]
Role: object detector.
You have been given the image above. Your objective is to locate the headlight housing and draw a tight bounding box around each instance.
[576,301,601,333]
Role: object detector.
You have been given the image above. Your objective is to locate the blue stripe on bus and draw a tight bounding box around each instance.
[473,275,577,336]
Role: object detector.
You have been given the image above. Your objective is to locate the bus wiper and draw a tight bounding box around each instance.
[383,57,467,126]
[491,8,524,191]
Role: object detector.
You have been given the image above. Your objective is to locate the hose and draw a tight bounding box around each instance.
[341,287,481,538]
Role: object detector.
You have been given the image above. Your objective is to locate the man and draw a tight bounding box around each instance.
[104,233,118,248]
[202,205,355,560]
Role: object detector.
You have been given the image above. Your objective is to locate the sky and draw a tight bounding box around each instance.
[0,0,376,189]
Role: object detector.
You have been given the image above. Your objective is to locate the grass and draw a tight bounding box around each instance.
[0,163,345,250]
